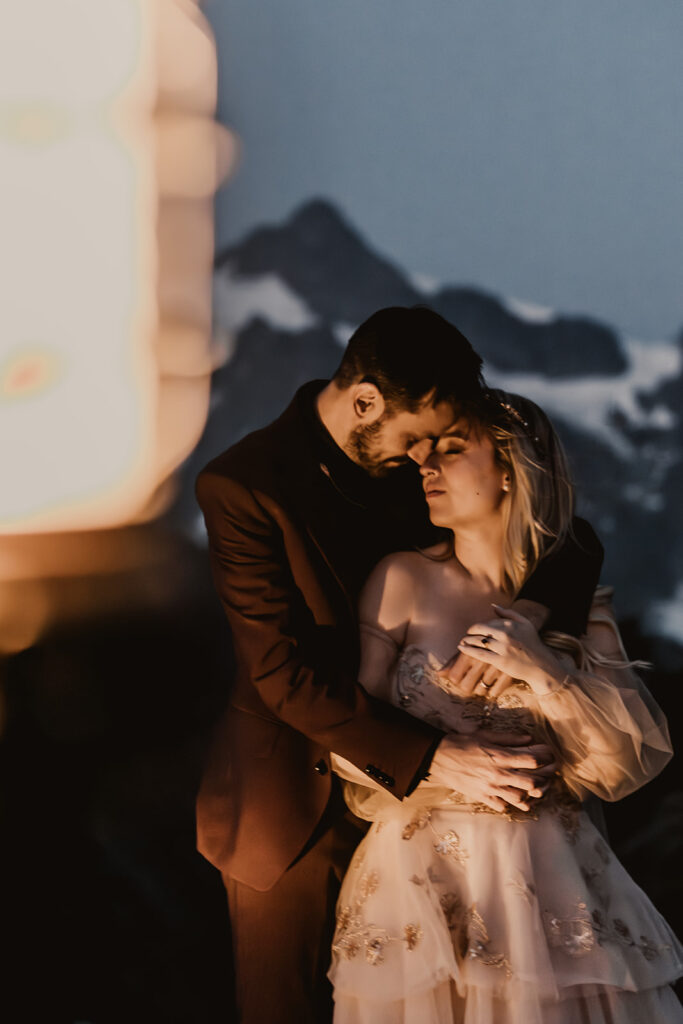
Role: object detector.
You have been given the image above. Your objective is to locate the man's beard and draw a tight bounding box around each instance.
[346,418,407,477]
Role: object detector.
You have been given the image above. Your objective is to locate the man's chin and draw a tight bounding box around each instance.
[365,459,409,478]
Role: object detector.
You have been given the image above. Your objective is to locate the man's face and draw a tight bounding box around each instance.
[347,399,456,477]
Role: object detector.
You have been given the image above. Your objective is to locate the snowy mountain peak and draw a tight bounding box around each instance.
[183,199,683,653]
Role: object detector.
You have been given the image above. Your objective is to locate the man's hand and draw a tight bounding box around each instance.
[426,730,557,814]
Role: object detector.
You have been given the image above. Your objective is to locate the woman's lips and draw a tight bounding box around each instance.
[424,488,445,499]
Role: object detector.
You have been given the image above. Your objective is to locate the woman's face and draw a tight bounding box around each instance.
[418,419,508,529]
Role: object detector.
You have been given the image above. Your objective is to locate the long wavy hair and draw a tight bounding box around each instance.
[427,391,646,670]
[464,388,575,598]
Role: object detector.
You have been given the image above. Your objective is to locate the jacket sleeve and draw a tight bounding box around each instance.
[517,516,604,636]
[196,468,440,798]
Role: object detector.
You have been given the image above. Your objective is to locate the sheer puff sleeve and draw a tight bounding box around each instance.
[536,587,673,802]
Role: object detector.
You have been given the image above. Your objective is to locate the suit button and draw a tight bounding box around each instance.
[313,759,328,775]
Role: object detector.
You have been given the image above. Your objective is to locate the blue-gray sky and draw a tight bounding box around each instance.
[203,0,683,340]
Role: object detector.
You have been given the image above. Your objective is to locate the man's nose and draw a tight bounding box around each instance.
[407,438,434,466]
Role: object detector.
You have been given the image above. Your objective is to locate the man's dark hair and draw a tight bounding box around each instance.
[333,306,484,412]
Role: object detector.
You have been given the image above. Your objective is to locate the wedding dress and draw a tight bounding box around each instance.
[329,590,683,1023]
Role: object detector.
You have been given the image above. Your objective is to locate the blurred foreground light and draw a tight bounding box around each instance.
[0,0,235,533]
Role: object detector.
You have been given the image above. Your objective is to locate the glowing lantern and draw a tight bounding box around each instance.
[0,0,234,532]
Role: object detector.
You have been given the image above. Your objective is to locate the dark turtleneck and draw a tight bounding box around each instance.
[295,381,438,600]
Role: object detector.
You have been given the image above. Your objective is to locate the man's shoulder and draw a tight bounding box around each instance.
[200,421,278,481]
[196,386,317,501]
[194,424,287,525]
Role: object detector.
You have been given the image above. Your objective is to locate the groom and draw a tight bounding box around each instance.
[196,306,603,1023]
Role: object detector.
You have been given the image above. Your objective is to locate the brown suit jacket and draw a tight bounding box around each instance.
[195,386,441,891]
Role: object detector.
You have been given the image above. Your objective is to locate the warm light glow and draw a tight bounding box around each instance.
[0,0,234,533]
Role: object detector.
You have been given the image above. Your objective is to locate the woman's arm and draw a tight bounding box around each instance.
[356,552,416,702]
[459,591,673,801]
[536,596,672,800]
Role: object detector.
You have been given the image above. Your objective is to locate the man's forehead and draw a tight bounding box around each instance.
[405,397,456,422]
[396,404,450,434]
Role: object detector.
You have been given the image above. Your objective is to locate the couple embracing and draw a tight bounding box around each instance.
[196,307,682,1023]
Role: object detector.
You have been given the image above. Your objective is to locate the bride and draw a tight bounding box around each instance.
[328,389,683,1023]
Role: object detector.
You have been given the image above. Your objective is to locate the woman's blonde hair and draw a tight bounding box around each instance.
[471,389,575,597]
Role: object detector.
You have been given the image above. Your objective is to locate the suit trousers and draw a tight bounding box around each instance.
[224,783,367,1024]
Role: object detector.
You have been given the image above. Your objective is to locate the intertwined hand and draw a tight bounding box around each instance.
[428,729,557,814]
[437,650,516,701]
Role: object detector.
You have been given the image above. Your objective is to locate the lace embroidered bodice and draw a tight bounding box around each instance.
[349,597,673,806]
[393,643,539,739]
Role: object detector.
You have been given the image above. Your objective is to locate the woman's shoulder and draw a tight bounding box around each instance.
[360,546,457,626]
[361,551,422,601]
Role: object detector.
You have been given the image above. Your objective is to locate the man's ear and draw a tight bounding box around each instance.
[352,381,385,422]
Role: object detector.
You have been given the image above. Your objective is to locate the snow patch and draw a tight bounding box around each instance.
[487,337,681,461]
[646,582,683,644]
[622,337,682,394]
[332,322,357,347]
[410,272,441,295]
[213,269,318,337]
[503,296,555,324]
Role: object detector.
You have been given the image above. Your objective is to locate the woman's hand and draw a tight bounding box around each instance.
[437,651,517,701]
[457,604,568,695]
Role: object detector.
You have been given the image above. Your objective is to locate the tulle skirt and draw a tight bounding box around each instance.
[334,979,683,1024]
[329,803,683,1024]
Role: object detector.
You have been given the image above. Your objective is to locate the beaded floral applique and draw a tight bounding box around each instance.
[580,836,612,902]
[402,809,470,865]
[591,908,671,961]
[333,871,423,967]
[466,907,513,978]
[404,923,423,951]
[402,809,431,840]
[544,900,671,962]
[433,829,469,864]
[437,890,514,977]
[546,901,596,957]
